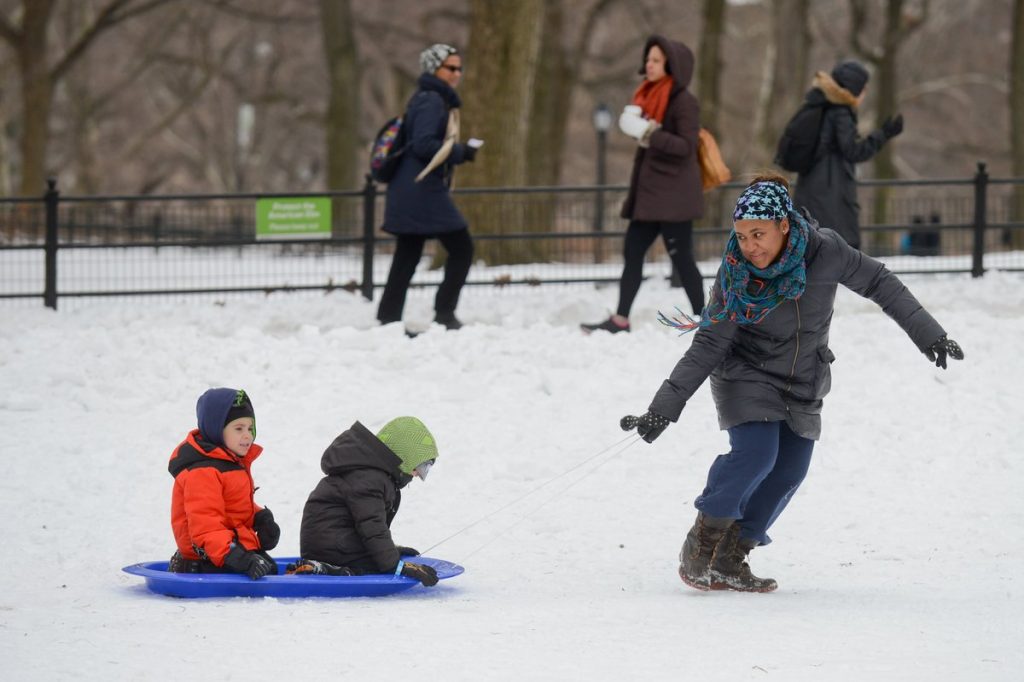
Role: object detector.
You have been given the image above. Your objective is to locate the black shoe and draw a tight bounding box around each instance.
[581,317,630,334]
[434,312,463,330]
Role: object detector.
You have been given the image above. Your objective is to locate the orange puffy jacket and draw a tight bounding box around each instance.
[168,429,265,566]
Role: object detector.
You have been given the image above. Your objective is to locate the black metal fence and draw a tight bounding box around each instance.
[1,162,1021,309]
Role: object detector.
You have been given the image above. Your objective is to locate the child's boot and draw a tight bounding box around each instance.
[678,512,734,590]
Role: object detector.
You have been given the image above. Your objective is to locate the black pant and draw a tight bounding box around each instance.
[617,220,705,317]
[377,229,474,324]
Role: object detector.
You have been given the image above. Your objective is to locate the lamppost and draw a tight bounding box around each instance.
[592,102,612,262]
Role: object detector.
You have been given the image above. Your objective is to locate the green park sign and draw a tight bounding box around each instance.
[255,197,331,240]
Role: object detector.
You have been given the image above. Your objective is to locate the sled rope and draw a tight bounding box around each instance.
[419,433,641,558]
[456,435,641,561]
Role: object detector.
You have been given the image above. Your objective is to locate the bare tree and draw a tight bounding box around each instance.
[756,0,812,163]
[1012,0,1024,234]
[0,0,178,196]
[697,0,727,134]
[320,0,360,191]
[459,0,544,263]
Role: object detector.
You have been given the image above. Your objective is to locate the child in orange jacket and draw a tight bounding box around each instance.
[167,388,279,579]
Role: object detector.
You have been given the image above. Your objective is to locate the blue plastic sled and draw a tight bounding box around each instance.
[122,556,463,599]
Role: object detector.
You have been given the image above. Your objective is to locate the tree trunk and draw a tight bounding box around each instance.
[17,0,57,196]
[697,0,726,134]
[1011,0,1024,244]
[460,0,544,264]
[758,0,811,158]
[320,0,359,192]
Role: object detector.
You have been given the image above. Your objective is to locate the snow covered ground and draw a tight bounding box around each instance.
[1,265,1021,680]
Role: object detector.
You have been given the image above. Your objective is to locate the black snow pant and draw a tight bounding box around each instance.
[616,220,705,318]
[377,229,474,324]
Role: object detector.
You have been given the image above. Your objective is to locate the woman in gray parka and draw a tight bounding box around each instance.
[622,174,963,593]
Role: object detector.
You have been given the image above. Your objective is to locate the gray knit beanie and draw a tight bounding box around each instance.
[420,43,459,74]
[831,60,869,97]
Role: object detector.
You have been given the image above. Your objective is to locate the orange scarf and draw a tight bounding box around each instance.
[632,77,674,123]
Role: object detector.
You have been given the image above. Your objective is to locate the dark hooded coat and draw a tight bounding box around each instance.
[648,224,945,440]
[382,73,471,235]
[792,72,888,249]
[620,36,704,223]
[299,421,412,573]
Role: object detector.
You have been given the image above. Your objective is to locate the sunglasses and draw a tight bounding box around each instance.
[440,64,463,73]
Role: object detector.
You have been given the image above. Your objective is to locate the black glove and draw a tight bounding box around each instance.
[253,508,280,551]
[223,543,277,580]
[881,113,904,140]
[400,561,439,586]
[620,411,671,443]
[924,335,964,369]
[395,545,420,557]
[463,144,477,162]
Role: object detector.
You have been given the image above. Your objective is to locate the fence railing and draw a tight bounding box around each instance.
[1,162,1022,309]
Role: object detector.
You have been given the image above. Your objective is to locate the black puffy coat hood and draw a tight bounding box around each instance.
[320,421,411,487]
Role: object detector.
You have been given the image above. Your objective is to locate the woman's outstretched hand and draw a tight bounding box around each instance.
[925,335,964,369]
[620,411,671,443]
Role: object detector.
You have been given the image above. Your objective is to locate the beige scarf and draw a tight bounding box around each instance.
[415,108,460,183]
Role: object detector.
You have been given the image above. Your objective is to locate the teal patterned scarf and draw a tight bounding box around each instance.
[659,181,809,333]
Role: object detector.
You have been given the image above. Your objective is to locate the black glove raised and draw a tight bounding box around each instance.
[463,144,478,162]
[925,334,964,369]
[223,543,277,580]
[395,545,420,557]
[253,507,281,551]
[881,113,904,139]
[620,410,671,443]
[400,561,439,586]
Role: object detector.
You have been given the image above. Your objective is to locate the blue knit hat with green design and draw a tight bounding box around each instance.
[376,417,438,479]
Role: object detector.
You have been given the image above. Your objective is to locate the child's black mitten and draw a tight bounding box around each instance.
[253,507,281,551]
[223,543,277,580]
[400,561,439,586]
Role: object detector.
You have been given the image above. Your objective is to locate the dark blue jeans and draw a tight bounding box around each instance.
[695,420,814,545]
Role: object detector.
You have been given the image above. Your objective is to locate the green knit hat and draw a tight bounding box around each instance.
[376,417,438,477]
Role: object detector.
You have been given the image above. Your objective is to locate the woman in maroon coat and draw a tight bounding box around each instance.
[583,35,705,334]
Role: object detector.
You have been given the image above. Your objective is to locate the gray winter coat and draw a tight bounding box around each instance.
[648,225,945,440]
[620,36,704,223]
[299,421,412,572]
[792,72,888,250]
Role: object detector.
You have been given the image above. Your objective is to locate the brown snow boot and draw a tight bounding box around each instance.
[678,513,734,591]
[708,527,778,593]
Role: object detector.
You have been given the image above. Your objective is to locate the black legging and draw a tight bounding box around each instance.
[377,229,474,324]
[617,220,704,318]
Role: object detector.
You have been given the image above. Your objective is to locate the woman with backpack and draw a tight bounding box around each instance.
[581,35,705,335]
[789,60,903,251]
[622,173,963,592]
[377,43,480,332]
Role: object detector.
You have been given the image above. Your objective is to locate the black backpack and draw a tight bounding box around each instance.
[774,100,828,174]
[368,115,407,183]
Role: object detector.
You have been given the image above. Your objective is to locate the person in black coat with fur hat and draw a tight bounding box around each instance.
[792,60,903,250]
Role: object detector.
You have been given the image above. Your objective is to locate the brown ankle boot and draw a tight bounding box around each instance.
[678,513,734,591]
[708,527,778,592]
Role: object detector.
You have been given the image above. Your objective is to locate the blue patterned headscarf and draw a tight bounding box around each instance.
[659,180,809,333]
